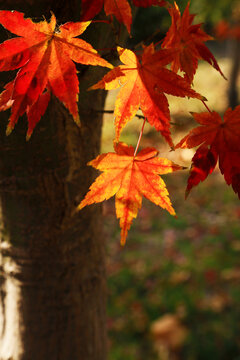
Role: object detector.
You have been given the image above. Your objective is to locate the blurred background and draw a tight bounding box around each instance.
[101,0,240,359]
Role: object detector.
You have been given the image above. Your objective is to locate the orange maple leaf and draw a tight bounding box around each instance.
[90,44,203,147]
[0,10,112,138]
[81,0,132,33]
[78,142,183,245]
[176,106,240,198]
[162,2,225,82]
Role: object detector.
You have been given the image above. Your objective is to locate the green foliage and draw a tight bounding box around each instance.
[191,0,238,24]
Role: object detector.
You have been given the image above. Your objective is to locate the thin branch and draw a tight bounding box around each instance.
[92,20,111,25]
[133,29,164,50]
[201,99,212,113]
[94,109,114,114]
[94,109,145,120]
[134,117,146,157]
[93,109,179,125]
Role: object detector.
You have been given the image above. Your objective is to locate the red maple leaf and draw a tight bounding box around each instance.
[81,0,167,33]
[184,144,218,198]
[0,10,112,138]
[78,142,183,245]
[90,44,203,147]
[81,0,132,33]
[162,2,225,82]
[0,80,14,111]
[215,20,240,41]
[132,0,167,7]
[176,106,240,198]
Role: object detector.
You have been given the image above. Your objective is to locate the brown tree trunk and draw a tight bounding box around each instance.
[0,1,114,359]
[228,39,240,108]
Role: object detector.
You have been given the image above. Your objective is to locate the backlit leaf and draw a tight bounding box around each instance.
[90,45,203,147]
[162,2,225,82]
[0,10,112,136]
[176,106,240,198]
[78,142,183,245]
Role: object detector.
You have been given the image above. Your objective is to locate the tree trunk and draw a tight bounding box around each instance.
[228,39,240,108]
[0,1,114,359]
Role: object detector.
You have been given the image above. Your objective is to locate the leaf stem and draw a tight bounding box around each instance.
[134,117,146,157]
[92,20,111,25]
[133,30,163,50]
[201,100,212,113]
[95,47,116,52]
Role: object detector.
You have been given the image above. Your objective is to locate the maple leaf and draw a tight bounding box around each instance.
[219,150,240,198]
[184,144,218,198]
[81,0,132,34]
[162,2,225,83]
[26,91,51,139]
[0,79,51,139]
[0,10,112,137]
[215,20,231,39]
[78,142,183,245]
[176,106,240,198]
[132,0,167,8]
[0,80,14,111]
[215,20,240,41]
[90,44,203,147]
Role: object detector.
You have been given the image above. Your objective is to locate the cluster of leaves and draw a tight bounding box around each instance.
[0,1,239,244]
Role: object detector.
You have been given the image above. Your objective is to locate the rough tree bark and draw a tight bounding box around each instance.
[0,1,115,359]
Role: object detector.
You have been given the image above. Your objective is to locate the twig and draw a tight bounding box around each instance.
[201,99,212,113]
[134,117,146,157]
[94,109,145,120]
[93,109,180,125]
